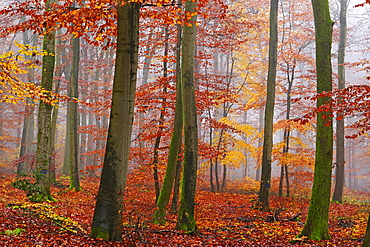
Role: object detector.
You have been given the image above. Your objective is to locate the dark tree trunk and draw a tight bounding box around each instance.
[258,0,278,212]
[68,36,81,191]
[332,0,348,203]
[90,1,140,241]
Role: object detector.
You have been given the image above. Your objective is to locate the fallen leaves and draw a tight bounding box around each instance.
[0,174,368,246]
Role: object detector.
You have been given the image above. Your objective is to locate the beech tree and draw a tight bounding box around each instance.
[332,0,348,203]
[17,31,37,175]
[68,35,81,191]
[176,0,198,232]
[90,0,140,241]
[35,0,57,202]
[258,0,278,211]
[300,0,334,240]
[153,15,183,225]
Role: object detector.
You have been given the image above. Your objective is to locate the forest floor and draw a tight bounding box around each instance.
[0,173,368,246]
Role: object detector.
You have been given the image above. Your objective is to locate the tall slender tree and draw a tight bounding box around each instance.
[300,0,334,240]
[18,31,37,175]
[258,0,279,211]
[332,0,348,203]
[68,35,81,191]
[153,22,183,225]
[35,0,57,201]
[90,0,140,241]
[176,0,198,232]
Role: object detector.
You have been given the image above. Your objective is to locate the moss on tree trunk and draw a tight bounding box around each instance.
[35,0,56,202]
[176,0,198,233]
[153,24,183,225]
[300,0,333,240]
[90,1,140,241]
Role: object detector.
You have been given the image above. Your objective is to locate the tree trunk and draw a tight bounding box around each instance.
[35,0,56,202]
[90,1,139,241]
[18,32,36,175]
[332,0,347,203]
[153,23,183,225]
[208,109,214,192]
[152,27,170,202]
[171,155,182,213]
[176,0,198,232]
[69,36,81,191]
[255,107,264,181]
[363,213,370,247]
[49,31,63,182]
[300,0,333,240]
[49,81,60,183]
[62,38,72,176]
[18,99,35,174]
[279,69,293,197]
[258,0,278,212]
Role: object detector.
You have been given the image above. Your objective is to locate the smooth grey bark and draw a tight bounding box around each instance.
[68,36,81,190]
[332,0,348,203]
[18,32,37,174]
[90,1,140,241]
[49,31,63,183]
[62,38,72,176]
[49,81,59,183]
[258,0,278,211]
[255,107,264,181]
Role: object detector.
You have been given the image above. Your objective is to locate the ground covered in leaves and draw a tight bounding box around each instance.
[0,173,368,246]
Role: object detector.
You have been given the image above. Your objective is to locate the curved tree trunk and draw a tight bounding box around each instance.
[258,0,278,212]
[90,1,140,241]
[300,0,333,240]
[153,22,183,225]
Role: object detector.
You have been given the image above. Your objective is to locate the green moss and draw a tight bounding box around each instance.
[0,228,26,236]
[153,207,166,225]
[90,227,109,240]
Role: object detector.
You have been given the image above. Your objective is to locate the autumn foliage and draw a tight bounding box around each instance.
[0,174,368,246]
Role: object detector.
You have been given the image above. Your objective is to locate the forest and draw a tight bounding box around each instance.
[0,0,369,246]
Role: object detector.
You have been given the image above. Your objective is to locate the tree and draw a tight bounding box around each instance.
[68,35,81,191]
[153,19,183,225]
[90,0,140,241]
[258,0,278,212]
[35,0,57,202]
[17,31,37,175]
[176,0,198,232]
[300,0,334,240]
[332,0,348,203]
[363,213,370,247]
